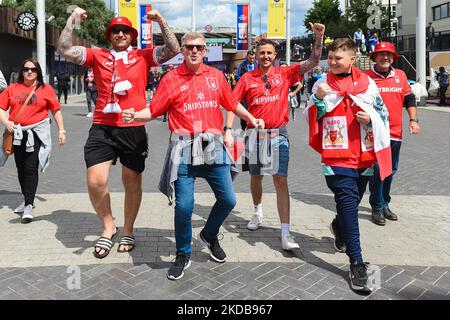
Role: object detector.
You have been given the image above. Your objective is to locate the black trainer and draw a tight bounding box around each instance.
[330,218,346,253]
[198,231,226,263]
[383,208,398,221]
[167,253,191,280]
[371,209,386,226]
[349,261,373,293]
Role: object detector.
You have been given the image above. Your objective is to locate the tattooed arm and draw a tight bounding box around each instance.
[147,10,180,64]
[299,22,326,74]
[57,8,87,65]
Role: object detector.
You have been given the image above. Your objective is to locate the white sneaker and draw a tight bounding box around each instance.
[21,204,34,224]
[86,112,93,118]
[14,202,25,214]
[247,214,263,231]
[281,234,300,251]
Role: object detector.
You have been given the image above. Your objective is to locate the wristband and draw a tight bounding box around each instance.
[409,118,419,123]
[223,126,232,132]
[59,130,66,134]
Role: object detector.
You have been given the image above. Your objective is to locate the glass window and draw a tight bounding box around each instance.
[398,16,402,30]
[434,6,441,20]
[441,4,448,19]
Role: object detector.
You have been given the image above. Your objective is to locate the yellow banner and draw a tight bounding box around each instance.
[267,0,286,39]
[119,0,138,29]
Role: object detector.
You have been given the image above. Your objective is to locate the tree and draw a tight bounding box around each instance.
[3,0,114,47]
[344,0,387,37]
[304,0,343,38]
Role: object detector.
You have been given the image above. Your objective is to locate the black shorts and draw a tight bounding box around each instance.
[84,124,148,173]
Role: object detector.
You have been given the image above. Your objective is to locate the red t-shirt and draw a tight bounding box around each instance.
[150,63,238,135]
[233,64,302,128]
[83,47,158,127]
[365,67,411,140]
[0,83,60,126]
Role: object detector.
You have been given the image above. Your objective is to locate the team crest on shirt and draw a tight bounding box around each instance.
[273,74,282,87]
[395,75,400,84]
[206,77,218,90]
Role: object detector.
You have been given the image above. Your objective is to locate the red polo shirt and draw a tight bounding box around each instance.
[83,47,157,127]
[150,63,238,135]
[233,64,302,129]
[365,67,412,140]
[0,83,60,126]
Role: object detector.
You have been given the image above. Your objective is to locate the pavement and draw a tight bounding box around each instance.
[0,96,449,301]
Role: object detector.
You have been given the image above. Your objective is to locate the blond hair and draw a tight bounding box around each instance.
[181,32,205,46]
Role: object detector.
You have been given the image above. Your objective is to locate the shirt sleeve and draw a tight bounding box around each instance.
[82,48,94,67]
[219,73,238,111]
[0,70,7,93]
[232,73,247,103]
[0,86,11,111]
[141,48,158,67]
[44,85,61,112]
[150,74,172,118]
[286,64,301,85]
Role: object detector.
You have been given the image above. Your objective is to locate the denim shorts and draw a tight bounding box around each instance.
[248,134,289,176]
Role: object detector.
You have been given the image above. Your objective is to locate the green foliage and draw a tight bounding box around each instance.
[3,0,114,47]
[304,0,342,31]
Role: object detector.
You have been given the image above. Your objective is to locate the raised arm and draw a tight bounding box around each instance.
[300,22,326,74]
[147,10,180,64]
[57,8,88,65]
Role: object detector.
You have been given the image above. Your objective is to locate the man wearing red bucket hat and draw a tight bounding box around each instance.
[57,7,180,259]
[365,42,421,226]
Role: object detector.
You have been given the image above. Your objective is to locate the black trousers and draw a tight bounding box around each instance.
[58,87,68,103]
[13,131,41,206]
[86,89,98,112]
[439,85,448,105]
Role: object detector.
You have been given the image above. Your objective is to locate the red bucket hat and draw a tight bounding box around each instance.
[104,17,138,42]
[370,42,400,61]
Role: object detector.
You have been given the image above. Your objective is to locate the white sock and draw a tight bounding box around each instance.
[254,203,263,216]
[281,223,290,237]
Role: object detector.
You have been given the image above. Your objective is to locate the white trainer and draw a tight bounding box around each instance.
[86,112,93,118]
[14,202,25,214]
[21,204,34,224]
[281,234,300,251]
[247,214,263,231]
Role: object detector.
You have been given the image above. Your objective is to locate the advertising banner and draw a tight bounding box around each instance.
[140,4,153,49]
[267,0,286,39]
[119,0,138,29]
[236,4,249,51]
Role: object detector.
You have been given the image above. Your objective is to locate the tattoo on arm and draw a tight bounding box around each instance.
[57,16,86,65]
[155,19,180,64]
[300,35,324,74]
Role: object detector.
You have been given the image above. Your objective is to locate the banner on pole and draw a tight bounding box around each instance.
[119,0,138,29]
[267,0,286,39]
[140,4,153,49]
[236,4,249,51]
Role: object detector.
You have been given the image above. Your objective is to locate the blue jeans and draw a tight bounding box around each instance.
[369,140,401,210]
[174,148,236,256]
[326,174,369,263]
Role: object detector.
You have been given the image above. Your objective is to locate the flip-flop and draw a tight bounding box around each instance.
[93,228,118,259]
[117,235,135,253]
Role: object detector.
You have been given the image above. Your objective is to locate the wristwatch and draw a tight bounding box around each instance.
[409,118,419,123]
[223,126,232,132]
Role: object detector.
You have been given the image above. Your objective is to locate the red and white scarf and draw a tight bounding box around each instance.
[103,46,133,113]
[304,66,392,180]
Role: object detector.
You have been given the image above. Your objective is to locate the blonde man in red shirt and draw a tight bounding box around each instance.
[57,8,180,259]
[232,23,325,251]
[122,32,264,280]
[365,42,421,226]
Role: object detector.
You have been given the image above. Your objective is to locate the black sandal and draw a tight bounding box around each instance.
[117,235,136,253]
[93,229,118,259]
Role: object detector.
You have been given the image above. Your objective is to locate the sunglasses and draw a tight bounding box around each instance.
[184,44,206,51]
[111,27,131,35]
[262,75,272,89]
[23,67,38,73]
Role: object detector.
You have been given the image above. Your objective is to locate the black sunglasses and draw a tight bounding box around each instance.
[262,75,272,89]
[23,67,38,73]
[111,27,131,35]
[184,44,206,51]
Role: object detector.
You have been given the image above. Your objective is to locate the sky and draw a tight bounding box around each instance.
[103,0,346,37]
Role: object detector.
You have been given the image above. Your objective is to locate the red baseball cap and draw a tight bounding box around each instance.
[370,42,400,61]
[104,17,138,42]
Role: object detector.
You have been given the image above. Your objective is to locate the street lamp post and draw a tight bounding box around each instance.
[36,0,46,81]
[286,0,291,65]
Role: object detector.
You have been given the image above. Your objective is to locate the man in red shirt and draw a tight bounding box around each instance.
[365,42,421,226]
[57,7,180,259]
[122,32,264,280]
[232,23,325,251]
